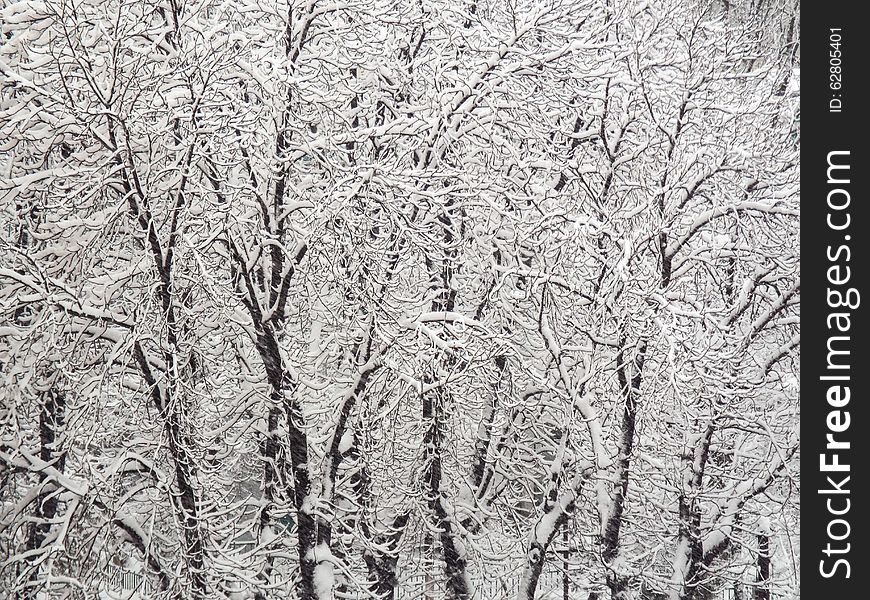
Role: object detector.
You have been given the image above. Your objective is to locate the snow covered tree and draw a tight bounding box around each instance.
[1,1,798,599]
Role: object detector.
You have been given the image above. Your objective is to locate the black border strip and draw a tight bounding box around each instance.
[803,4,866,598]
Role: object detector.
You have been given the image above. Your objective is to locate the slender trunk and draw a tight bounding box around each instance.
[562,524,570,600]
[755,534,770,600]
[469,356,504,497]
[236,220,317,598]
[23,388,67,598]
[258,401,285,584]
[239,254,318,598]
[118,114,209,597]
[420,188,471,598]
[253,328,319,600]
[602,339,646,598]
[163,409,207,596]
[460,354,506,533]
[668,425,714,600]
[423,382,471,600]
[160,286,208,598]
[246,7,322,596]
[130,285,208,599]
[360,512,410,600]
[269,342,318,600]
[520,303,599,600]
[517,483,582,600]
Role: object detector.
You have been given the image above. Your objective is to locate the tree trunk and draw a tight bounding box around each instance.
[23,387,67,598]
[361,513,410,600]
[602,340,646,600]
[669,425,714,600]
[164,410,208,598]
[423,382,471,600]
[562,524,570,600]
[755,534,770,600]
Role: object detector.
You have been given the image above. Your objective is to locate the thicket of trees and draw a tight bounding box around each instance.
[1,1,799,599]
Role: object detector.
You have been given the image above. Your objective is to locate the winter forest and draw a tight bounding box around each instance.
[0,0,799,599]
